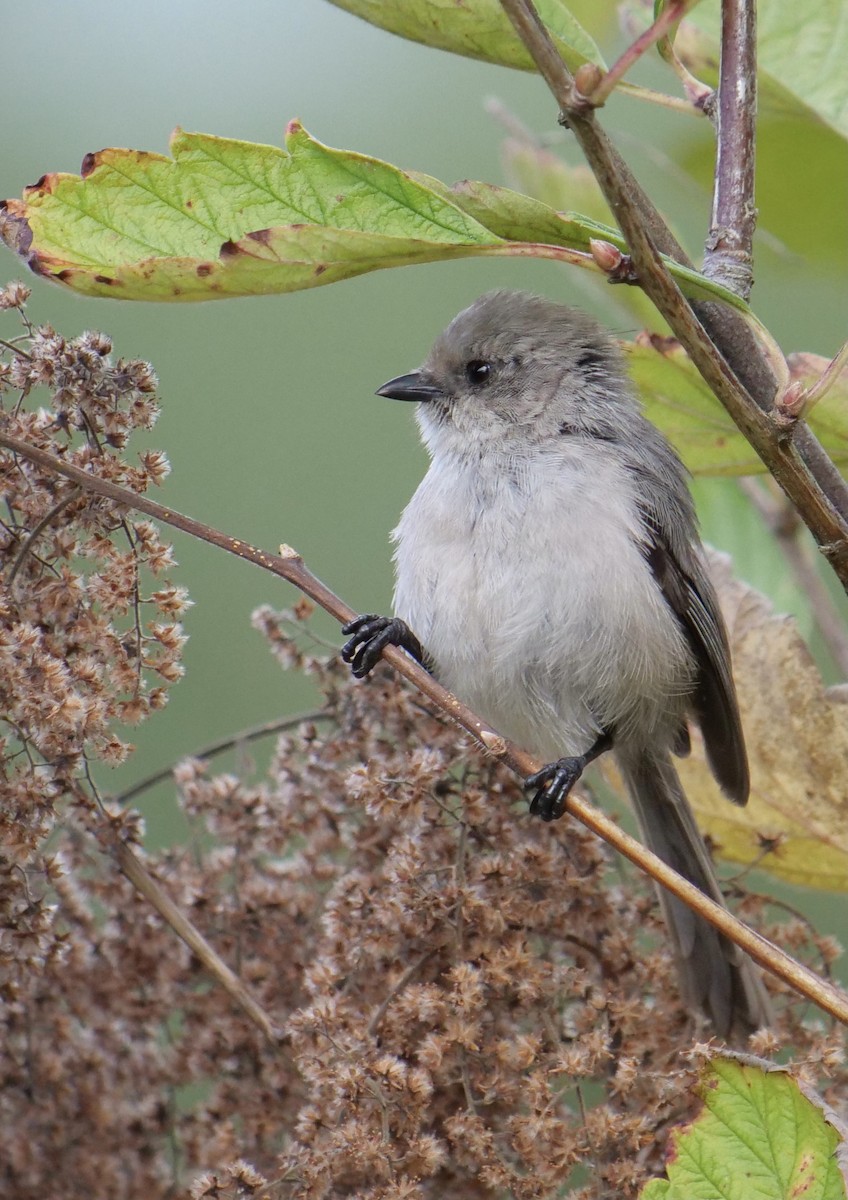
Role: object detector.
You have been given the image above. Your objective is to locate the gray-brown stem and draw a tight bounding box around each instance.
[703,0,757,299]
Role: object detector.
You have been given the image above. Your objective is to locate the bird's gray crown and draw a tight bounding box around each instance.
[412,289,635,450]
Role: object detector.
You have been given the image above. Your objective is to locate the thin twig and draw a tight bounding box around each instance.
[113,838,282,1044]
[0,336,32,358]
[739,478,848,678]
[112,708,333,807]
[656,29,714,109]
[702,0,758,299]
[454,802,469,959]
[2,430,846,1026]
[802,339,848,411]
[497,0,848,583]
[589,1,694,108]
[366,950,434,1036]
[7,486,82,588]
[76,764,282,1045]
[615,81,705,116]
[119,518,145,694]
[460,1053,479,1114]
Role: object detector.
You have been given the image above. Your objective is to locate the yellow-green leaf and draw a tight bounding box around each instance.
[326,0,605,72]
[641,1057,848,1200]
[677,553,848,891]
[623,340,848,476]
[0,125,752,311]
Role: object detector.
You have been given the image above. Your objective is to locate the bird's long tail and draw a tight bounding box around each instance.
[618,748,772,1039]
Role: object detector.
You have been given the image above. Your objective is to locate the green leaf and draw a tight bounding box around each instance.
[449,178,618,251]
[624,340,848,476]
[679,0,848,140]
[326,0,605,72]
[0,125,506,301]
[640,1057,848,1200]
[0,125,753,310]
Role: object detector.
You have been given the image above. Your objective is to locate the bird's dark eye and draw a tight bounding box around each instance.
[465,359,492,385]
[576,347,606,371]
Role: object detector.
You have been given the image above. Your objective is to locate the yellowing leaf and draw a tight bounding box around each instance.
[677,553,848,891]
[623,340,848,477]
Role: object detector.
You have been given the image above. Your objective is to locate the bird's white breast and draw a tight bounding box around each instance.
[392,442,693,761]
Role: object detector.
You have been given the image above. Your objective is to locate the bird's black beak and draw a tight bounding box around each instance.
[376,371,444,403]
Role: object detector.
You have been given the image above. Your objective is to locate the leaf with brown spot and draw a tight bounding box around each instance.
[676,553,848,891]
[0,125,504,301]
[0,123,754,313]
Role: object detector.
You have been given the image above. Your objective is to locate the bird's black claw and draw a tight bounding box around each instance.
[526,757,585,822]
[341,614,423,678]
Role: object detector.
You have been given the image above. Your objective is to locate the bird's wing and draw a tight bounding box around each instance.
[638,509,749,806]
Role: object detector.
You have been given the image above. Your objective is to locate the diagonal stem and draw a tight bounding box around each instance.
[113,838,283,1044]
[2,428,847,1026]
[498,0,848,583]
[498,0,692,263]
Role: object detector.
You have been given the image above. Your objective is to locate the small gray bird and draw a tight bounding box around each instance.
[342,289,771,1037]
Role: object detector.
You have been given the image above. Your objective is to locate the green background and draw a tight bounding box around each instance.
[2,3,846,975]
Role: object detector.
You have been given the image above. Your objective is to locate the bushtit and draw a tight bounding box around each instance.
[342,290,771,1037]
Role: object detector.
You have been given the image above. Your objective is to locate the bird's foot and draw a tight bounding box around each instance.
[526,757,587,822]
[526,732,613,822]
[341,614,424,678]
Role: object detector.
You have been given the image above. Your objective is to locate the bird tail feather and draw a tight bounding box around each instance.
[618,748,772,1039]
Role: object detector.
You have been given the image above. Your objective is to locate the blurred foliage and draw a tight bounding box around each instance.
[677,556,848,891]
[684,0,848,138]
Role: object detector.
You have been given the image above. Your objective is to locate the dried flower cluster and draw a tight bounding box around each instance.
[0,282,188,1134]
[0,289,844,1199]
